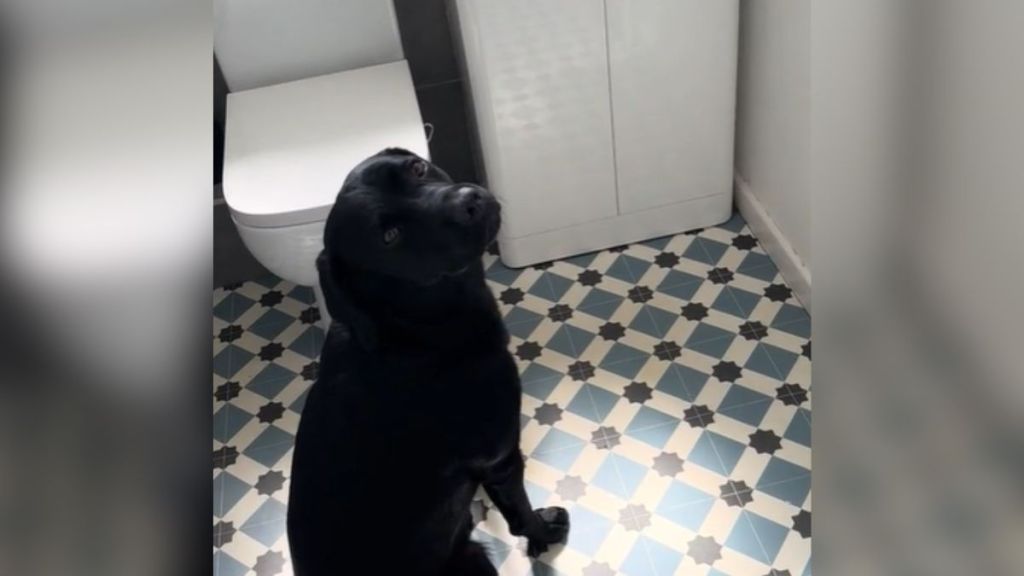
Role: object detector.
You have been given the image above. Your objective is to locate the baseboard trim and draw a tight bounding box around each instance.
[734,174,812,309]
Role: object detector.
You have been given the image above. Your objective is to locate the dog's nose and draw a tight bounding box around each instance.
[451,186,485,225]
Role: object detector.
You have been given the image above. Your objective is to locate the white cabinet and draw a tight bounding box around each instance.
[452,0,618,240]
[453,0,738,267]
[607,0,739,214]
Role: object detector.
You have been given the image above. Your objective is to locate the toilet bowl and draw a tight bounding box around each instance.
[216,0,424,329]
[222,61,429,328]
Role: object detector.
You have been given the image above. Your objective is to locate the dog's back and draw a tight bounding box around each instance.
[287,320,517,575]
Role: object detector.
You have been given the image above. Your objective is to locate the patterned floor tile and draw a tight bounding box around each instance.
[211,212,811,575]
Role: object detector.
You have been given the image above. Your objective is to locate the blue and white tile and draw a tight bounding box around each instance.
[212,212,810,575]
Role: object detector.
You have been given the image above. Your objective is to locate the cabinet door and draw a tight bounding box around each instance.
[456,0,618,238]
[607,0,739,214]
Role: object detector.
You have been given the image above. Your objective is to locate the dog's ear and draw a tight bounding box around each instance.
[316,251,378,351]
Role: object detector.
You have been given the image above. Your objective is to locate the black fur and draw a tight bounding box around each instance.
[287,149,569,575]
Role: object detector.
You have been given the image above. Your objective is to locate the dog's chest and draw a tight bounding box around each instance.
[360,353,520,458]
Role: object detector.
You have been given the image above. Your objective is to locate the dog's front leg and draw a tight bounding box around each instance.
[481,449,569,557]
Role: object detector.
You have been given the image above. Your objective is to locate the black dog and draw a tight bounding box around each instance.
[287,148,569,575]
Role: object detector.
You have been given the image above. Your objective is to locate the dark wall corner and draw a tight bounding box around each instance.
[393,0,481,184]
[214,57,228,190]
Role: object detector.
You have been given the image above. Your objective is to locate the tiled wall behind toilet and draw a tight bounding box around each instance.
[213,0,481,287]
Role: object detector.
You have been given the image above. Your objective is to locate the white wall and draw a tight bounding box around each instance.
[734,0,811,275]
[809,2,1024,575]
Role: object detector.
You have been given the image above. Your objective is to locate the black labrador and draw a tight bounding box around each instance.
[287,148,569,575]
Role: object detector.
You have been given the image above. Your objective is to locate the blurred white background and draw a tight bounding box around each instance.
[0,1,1020,575]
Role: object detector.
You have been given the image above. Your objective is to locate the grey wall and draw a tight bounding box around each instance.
[393,0,479,184]
[735,0,812,271]
[213,0,480,287]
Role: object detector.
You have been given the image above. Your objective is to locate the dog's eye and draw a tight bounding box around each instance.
[382,226,401,245]
[412,160,429,179]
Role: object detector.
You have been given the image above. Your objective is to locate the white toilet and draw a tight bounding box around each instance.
[215,0,429,328]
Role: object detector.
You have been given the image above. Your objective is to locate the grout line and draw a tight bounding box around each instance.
[740,508,776,565]
[584,382,606,427]
[413,78,462,92]
[601,0,621,218]
[699,430,780,562]
[758,342,789,381]
[640,535,661,576]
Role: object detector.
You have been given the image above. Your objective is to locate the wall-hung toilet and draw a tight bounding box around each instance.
[215,0,428,328]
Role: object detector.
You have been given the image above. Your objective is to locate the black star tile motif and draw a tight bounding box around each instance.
[223,281,243,291]
[619,503,652,531]
[534,403,563,426]
[218,325,243,343]
[516,341,543,361]
[299,306,320,325]
[623,381,652,404]
[259,290,283,307]
[719,480,754,507]
[258,342,284,362]
[532,261,553,271]
[214,381,241,402]
[681,302,710,322]
[687,535,722,565]
[555,475,587,501]
[471,499,489,525]
[652,452,685,477]
[591,426,621,450]
[500,288,525,305]
[608,244,629,253]
[707,267,734,285]
[749,429,783,455]
[684,405,715,428]
[732,234,758,250]
[712,361,743,382]
[254,470,286,496]
[598,322,626,341]
[301,361,319,381]
[547,304,573,322]
[257,402,285,424]
[213,446,239,469]
[653,341,682,361]
[577,269,603,287]
[213,520,235,548]
[776,383,809,406]
[738,321,769,341]
[567,361,595,381]
[627,285,654,303]
[764,283,793,302]
[654,251,681,268]
[253,550,286,576]
[582,562,616,576]
[211,226,813,572]
[792,509,811,538]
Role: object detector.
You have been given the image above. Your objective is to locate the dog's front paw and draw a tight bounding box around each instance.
[526,506,570,557]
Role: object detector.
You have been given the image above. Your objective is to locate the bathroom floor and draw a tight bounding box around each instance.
[213,212,811,576]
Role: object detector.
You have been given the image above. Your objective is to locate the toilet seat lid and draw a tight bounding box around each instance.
[223,60,428,228]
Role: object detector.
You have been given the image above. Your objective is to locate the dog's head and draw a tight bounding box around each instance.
[317,148,501,348]
[323,148,500,284]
